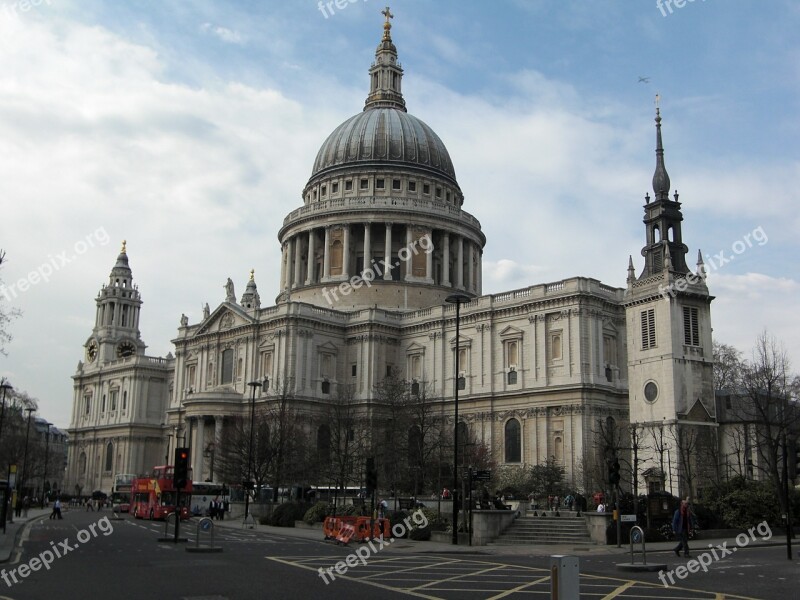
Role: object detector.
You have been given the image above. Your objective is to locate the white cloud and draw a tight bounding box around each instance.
[200,22,245,45]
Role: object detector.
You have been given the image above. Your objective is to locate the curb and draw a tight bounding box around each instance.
[0,514,49,564]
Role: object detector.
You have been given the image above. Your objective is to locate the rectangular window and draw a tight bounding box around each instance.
[435,187,442,198]
[84,396,91,415]
[408,181,416,192]
[422,183,430,195]
[392,179,401,191]
[641,308,656,349]
[360,178,369,190]
[101,394,106,412]
[345,180,353,191]
[683,306,700,346]
[446,191,451,203]
[332,182,339,193]
[110,390,118,411]
[321,185,327,197]
[221,348,234,384]
[376,178,385,190]
[351,364,357,377]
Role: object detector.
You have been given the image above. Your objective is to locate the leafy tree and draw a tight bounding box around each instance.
[529,457,566,503]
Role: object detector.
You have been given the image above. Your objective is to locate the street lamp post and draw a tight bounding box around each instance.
[40,423,52,508]
[244,379,263,525]
[445,293,470,545]
[0,380,12,446]
[17,408,34,516]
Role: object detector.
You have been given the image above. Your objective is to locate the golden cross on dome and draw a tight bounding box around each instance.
[249,269,255,281]
[381,6,393,39]
[121,239,127,254]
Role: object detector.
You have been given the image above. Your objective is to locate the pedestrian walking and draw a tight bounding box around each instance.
[672,499,693,557]
[50,498,63,520]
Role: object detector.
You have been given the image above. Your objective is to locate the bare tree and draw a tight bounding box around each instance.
[0,251,22,356]
[730,331,799,515]
[324,384,368,511]
[714,340,743,392]
[372,369,411,499]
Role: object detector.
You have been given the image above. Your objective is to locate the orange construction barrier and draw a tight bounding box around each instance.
[336,521,356,545]
[355,516,391,542]
[323,516,358,541]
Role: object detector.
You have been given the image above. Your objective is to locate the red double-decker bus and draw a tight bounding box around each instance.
[131,465,192,520]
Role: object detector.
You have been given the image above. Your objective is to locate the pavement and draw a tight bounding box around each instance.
[206,512,794,558]
[0,506,53,563]
[1,506,792,563]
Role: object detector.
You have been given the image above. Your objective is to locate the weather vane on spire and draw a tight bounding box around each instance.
[382,6,393,39]
[655,93,661,113]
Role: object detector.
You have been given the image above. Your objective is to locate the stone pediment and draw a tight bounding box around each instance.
[681,398,714,423]
[405,341,426,353]
[498,325,524,338]
[317,341,339,353]
[195,303,255,335]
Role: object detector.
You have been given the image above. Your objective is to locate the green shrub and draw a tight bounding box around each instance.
[270,502,312,527]
[303,501,334,525]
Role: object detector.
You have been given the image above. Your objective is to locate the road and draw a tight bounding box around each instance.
[0,511,795,599]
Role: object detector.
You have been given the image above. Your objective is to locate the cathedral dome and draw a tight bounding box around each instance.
[311,108,458,186]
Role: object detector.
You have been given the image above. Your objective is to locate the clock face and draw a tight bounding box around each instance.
[117,341,136,358]
[86,341,98,362]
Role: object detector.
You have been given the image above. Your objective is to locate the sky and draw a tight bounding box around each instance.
[1,0,798,429]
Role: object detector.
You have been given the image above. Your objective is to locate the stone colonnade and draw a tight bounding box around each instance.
[280,223,482,293]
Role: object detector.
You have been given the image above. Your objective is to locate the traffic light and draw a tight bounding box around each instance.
[609,459,621,486]
[174,447,190,490]
[366,457,377,494]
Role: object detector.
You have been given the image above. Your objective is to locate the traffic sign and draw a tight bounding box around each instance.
[620,514,636,522]
[473,469,491,481]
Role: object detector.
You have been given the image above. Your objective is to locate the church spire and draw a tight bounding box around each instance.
[652,94,671,202]
[364,6,407,112]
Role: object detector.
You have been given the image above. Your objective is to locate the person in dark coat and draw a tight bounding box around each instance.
[672,499,693,557]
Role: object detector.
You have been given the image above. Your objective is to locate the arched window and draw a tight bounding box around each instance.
[104,442,113,472]
[330,240,343,275]
[317,425,331,463]
[221,349,234,384]
[551,334,562,360]
[504,418,521,463]
[554,437,563,463]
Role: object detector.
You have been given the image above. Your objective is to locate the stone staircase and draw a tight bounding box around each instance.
[492,512,594,546]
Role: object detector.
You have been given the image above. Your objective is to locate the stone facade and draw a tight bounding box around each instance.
[66,17,716,499]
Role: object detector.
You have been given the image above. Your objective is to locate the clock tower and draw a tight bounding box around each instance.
[623,103,716,497]
[84,240,145,365]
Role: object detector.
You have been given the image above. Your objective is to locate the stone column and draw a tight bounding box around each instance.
[323,226,331,280]
[305,229,316,285]
[293,235,303,289]
[343,224,351,278]
[468,242,475,292]
[442,232,451,286]
[363,223,371,276]
[213,417,223,480]
[194,417,205,479]
[404,226,413,281]
[384,223,393,280]
[279,243,288,290]
[425,231,433,281]
[457,236,464,289]
[476,248,482,295]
